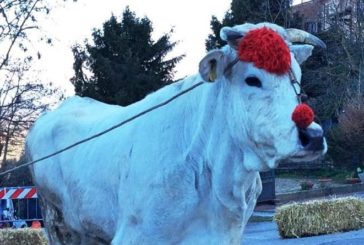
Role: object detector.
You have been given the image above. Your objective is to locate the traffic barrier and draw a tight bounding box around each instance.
[0,187,37,199]
[0,186,42,228]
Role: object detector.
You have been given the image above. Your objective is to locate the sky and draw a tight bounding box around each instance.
[32,0,230,95]
[33,0,303,96]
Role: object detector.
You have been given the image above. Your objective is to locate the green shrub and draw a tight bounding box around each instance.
[274,197,364,238]
[327,97,364,172]
[0,229,48,245]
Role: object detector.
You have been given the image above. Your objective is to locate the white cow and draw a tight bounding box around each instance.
[26,23,327,245]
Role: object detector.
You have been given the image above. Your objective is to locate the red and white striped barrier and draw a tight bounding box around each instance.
[0,187,37,199]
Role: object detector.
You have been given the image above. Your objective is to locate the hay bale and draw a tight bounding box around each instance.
[274,197,364,238]
[0,228,48,245]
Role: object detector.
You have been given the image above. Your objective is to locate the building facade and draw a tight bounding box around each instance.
[293,0,364,34]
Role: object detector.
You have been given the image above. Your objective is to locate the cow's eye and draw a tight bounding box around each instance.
[245,77,262,88]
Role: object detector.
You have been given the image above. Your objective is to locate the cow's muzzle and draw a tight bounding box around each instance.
[288,123,327,162]
[298,127,324,152]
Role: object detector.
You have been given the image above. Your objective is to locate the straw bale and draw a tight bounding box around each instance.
[274,197,364,238]
[0,228,48,245]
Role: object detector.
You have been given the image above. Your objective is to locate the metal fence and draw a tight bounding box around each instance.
[0,186,42,228]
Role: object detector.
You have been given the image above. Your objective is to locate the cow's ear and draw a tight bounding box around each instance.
[290,44,314,64]
[199,50,226,82]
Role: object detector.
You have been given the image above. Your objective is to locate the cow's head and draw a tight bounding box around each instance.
[199,23,327,171]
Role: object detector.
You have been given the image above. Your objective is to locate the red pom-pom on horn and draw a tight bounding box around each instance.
[238,27,291,75]
[292,104,314,128]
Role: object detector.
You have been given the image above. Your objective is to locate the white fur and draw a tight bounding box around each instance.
[26,23,326,244]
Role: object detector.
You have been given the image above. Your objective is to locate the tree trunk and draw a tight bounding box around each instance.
[2,135,10,165]
[2,121,12,165]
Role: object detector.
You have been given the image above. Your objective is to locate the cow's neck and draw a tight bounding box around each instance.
[184,77,262,235]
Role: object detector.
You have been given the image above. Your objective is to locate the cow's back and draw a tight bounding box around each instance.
[27,96,126,169]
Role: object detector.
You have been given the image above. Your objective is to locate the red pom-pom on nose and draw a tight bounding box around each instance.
[292,104,314,128]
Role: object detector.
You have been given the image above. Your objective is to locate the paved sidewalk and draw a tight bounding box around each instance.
[242,221,364,245]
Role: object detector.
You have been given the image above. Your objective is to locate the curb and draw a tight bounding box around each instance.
[277,183,364,203]
[250,211,275,222]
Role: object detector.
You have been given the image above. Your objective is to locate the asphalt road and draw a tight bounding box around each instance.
[242,221,364,245]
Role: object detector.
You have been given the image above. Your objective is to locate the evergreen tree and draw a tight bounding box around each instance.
[206,0,292,50]
[71,7,183,106]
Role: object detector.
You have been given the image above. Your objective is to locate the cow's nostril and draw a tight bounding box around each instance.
[299,129,310,147]
[307,136,324,151]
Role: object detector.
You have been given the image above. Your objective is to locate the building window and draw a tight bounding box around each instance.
[304,21,318,33]
[359,2,364,21]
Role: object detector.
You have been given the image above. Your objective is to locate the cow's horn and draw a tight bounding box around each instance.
[220,24,258,49]
[286,29,326,49]
[220,28,244,50]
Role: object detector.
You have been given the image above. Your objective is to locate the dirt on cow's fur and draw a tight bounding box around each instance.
[0,228,48,245]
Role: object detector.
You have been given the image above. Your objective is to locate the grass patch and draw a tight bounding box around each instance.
[274,197,364,238]
[249,215,273,222]
[276,168,353,181]
[0,228,47,245]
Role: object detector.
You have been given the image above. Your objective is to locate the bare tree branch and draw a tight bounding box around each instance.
[0,0,41,70]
